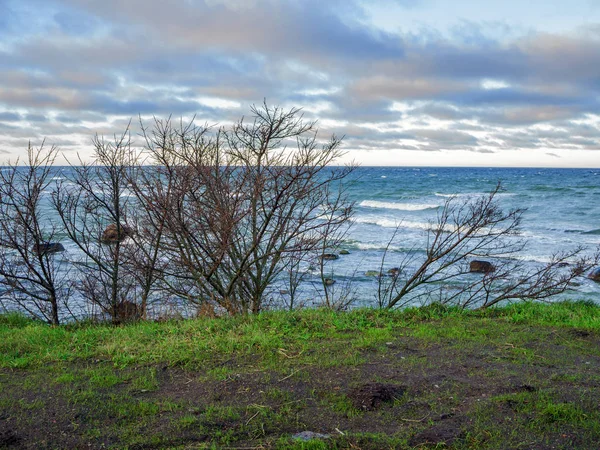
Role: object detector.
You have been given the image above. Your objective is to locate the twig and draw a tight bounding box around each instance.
[400,412,430,422]
[278,370,297,382]
[245,410,261,425]
[278,348,304,358]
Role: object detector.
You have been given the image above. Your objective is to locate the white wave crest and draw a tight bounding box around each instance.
[355,242,403,251]
[359,200,439,211]
[434,192,516,198]
[353,216,455,231]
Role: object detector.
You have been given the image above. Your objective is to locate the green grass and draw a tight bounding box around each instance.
[2,301,599,371]
[2,300,600,449]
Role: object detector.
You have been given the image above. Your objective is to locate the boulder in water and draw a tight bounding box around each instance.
[387,267,400,277]
[324,278,335,286]
[365,270,381,277]
[469,260,495,273]
[339,249,350,255]
[101,224,132,244]
[32,242,65,255]
[588,268,600,282]
[320,253,339,261]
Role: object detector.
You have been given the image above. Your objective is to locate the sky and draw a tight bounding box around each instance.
[1,0,600,167]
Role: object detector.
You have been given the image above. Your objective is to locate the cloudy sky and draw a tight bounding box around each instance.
[1,0,600,167]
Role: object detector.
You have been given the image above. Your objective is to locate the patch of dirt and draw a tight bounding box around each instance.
[3,321,600,449]
[348,382,405,410]
[409,415,468,447]
[0,429,21,447]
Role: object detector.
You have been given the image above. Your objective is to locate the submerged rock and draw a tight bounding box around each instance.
[339,249,350,255]
[469,260,495,274]
[32,242,65,255]
[365,270,381,277]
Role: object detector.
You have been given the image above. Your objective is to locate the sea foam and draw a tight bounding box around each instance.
[353,216,455,232]
[359,200,439,211]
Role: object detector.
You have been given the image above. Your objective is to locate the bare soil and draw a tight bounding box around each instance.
[2,326,600,449]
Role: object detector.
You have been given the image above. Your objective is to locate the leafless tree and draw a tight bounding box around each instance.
[122,129,176,318]
[0,144,72,324]
[139,104,355,314]
[376,184,599,309]
[52,130,141,323]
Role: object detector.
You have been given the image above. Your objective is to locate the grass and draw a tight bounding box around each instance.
[1,300,600,448]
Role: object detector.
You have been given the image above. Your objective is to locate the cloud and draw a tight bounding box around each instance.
[0,112,21,122]
[0,0,599,166]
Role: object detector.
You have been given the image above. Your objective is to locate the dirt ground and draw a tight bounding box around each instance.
[2,327,600,449]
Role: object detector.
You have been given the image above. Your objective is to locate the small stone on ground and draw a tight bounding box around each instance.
[292,431,331,441]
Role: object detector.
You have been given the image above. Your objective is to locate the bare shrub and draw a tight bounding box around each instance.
[376,184,599,309]
[138,104,355,314]
[0,144,72,324]
[52,131,141,323]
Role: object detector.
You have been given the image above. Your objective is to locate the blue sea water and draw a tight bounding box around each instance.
[319,167,600,306]
[3,166,600,316]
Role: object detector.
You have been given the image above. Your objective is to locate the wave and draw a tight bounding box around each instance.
[359,200,439,211]
[353,216,454,232]
[353,242,402,251]
[582,228,600,235]
[512,254,558,264]
[434,192,516,198]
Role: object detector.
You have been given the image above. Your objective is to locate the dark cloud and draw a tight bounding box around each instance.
[0,112,22,122]
[25,114,48,122]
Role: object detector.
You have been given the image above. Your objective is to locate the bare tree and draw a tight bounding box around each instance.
[139,104,355,314]
[122,127,176,319]
[52,130,140,323]
[376,184,599,309]
[0,144,72,324]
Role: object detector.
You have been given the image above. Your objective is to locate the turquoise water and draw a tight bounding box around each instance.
[321,167,600,306]
[3,166,600,315]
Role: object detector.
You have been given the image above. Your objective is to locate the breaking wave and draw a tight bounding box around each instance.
[359,200,439,211]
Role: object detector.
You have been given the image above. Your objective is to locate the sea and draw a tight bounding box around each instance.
[317,167,600,307]
[3,166,600,316]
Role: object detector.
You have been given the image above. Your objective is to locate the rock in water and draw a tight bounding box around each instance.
[101,224,132,244]
[324,278,335,286]
[339,249,350,255]
[588,268,600,282]
[365,270,381,277]
[320,253,339,261]
[32,242,65,255]
[470,260,495,273]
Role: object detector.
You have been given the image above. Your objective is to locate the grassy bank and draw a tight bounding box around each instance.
[1,301,600,449]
